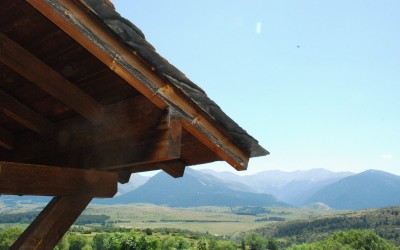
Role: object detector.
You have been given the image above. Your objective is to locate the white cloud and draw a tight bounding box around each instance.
[382,154,393,160]
[256,22,262,34]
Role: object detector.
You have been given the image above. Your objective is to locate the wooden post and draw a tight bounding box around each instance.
[10,194,93,250]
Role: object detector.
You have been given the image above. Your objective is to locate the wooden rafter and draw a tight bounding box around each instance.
[0,126,13,150]
[10,194,93,250]
[0,32,104,125]
[0,89,53,135]
[26,0,251,171]
[0,161,118,197]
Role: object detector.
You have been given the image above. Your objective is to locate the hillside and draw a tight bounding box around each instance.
[256,206,400,247]
[305,170,400,209]
[105,168,289,207]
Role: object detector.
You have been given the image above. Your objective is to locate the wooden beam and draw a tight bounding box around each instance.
[10,194,92,250]
[0,126,13,150]
[0,89,53,135]
[72,107,182,170]
[123,160,186,178]
[0,32,104,125]
[0,162,118,197]
[26,0,251,171]
[8,97,182,171]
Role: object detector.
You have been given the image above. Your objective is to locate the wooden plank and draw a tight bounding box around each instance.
[0,161,118,197]
[0,126,13,150]
[0,32,104,125]
[26,0,251,171]
[0,89,53,135]
[10,194,92,250]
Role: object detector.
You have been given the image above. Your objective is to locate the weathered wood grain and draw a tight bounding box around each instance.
[0,161,118,197]
[10,194,93,250]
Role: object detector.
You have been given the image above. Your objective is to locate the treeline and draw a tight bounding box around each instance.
[256,206,400,247]
[0,226,275,250]
[1,227,397,250]
[0,211,38,224]
[0,211,109,225]
[287,229,397,250]
[231,206,270,215]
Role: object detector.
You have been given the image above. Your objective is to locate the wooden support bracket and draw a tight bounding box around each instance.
[0,162,118,198]
[10,194,93,250]
[126,160,186,178]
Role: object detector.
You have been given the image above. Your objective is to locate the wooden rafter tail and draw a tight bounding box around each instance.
[0,89,53,136]
[161,160,186,178]
[0,32,104,125]
[0,162,118,198]
[0,126,13,150]
[10,194,93,250]
[117,170,132,184]
[26,0,250,172]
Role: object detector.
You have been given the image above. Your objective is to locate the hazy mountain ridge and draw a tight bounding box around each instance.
[305,170,400,210]
[201,168,354,205]
[104,168,289,207]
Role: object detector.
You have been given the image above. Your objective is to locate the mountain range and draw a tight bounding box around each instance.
[100,168,289,207]
[201,168,353,205]
[111,168,400,210]
[3,168,400,210]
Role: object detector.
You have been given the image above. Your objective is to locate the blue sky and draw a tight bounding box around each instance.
[112,1,400,175]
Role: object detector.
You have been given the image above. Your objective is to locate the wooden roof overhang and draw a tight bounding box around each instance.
[0,0,268,248]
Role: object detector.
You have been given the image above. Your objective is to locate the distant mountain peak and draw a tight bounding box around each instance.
[305,170,400,210]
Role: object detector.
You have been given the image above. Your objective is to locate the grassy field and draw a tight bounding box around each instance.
[0,201,349,236]
[85,204,343,235]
